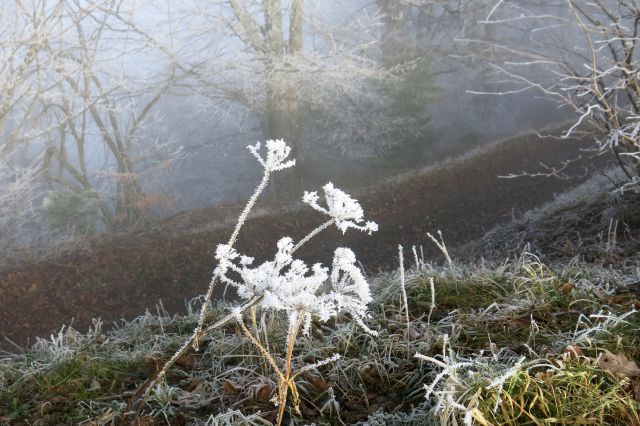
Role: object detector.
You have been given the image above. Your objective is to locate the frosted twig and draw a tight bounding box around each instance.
[427,277,435,326]
[427,230,454,270]
[398,245,410,332]
[412,245,420,270]
[292,219,335,253]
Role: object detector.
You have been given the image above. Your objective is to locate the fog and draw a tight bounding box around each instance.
[0,0,596,259]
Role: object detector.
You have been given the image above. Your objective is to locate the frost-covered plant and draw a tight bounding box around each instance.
[216,240,377,337]
[415,339,533,426]
[139,139,378,425]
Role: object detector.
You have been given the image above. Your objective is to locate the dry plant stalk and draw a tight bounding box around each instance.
[398,245,411,331]
[427,230,455,270]
[135,139,378,425]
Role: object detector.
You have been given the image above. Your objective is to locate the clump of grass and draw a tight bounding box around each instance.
[415,347,639,426]
[477,361,639,425]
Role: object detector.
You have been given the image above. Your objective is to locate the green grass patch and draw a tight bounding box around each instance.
[475,362,639,425]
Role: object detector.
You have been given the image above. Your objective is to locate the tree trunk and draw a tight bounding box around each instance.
[264,68,305,193]
[265,71,301,153]
[262,0,306,193]
[114,155,149,230]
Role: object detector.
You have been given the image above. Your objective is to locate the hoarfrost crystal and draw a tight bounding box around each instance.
[215,237,377,336]
[213,176,378,336]
[247,139,296,172]
[303,183,378,234]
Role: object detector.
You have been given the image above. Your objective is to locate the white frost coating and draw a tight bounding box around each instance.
[213,175,378,337]
[215,244,238,269]
[247,139,296,172]
[214,239,377,336]
[303,183,378,234]
[145,139,379,404]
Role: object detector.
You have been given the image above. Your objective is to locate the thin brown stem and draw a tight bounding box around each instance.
[237,314,284,382]
[277,311,303,425]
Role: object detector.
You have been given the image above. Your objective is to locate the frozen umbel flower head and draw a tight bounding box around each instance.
[215,238,378,337]
[247,139,296,172]
[303,183,378,234]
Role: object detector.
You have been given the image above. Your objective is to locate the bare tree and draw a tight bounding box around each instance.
[165,0,428,171]
[1,0,184,233]
[463,0,640,182]
[0,0,66,157]
[42,1,184,229]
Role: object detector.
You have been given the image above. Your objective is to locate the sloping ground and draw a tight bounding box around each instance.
[0,133,611,351]
[1,170,639,425]
[460,169,640,266]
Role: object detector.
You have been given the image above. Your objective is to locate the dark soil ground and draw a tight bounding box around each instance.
[0,134,613,351]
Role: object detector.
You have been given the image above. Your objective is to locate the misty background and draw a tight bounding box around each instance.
[0,0,587,263]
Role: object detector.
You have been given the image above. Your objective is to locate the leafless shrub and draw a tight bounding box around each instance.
[463,0,640,184]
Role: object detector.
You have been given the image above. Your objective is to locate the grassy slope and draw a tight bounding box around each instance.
[1,173,639,425]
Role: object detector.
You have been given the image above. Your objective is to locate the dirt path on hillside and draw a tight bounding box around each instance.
[0,135,612,351]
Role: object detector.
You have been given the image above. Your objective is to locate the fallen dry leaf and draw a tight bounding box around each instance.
[596,350,640,378]
[358,364,379,385]
[223,380,241,395]
[305,373,329,393]
[564,345,583,360]
[535,371,555,382]
[175,354,197,370]
[257,383,273,402]
[592,288,610,303]
[559,282,576,295]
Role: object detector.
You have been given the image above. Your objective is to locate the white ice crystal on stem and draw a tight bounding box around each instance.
[141,139,379,410]
[213,183,379,335]
[303,183,378,234]
[247,139,296,172]
[214,238,377,336]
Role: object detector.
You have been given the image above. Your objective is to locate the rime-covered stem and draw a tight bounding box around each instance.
[192,274,218,350]
[202,295,261,334]
[277,311,303,426]
[427,277,435,326]
[427,230,454,270]
[250,305,259,336]
[228,170,271,247]
[237,313,284,381]
[193,170,271,349]
[141,296,261,401]
[398,245,410,330]
[292,219,334,253]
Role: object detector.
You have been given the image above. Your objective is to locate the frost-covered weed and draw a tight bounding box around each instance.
[415,346,539,426]
[140,139,378,425]
[31,319,105,365]
[215,235,377,337]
